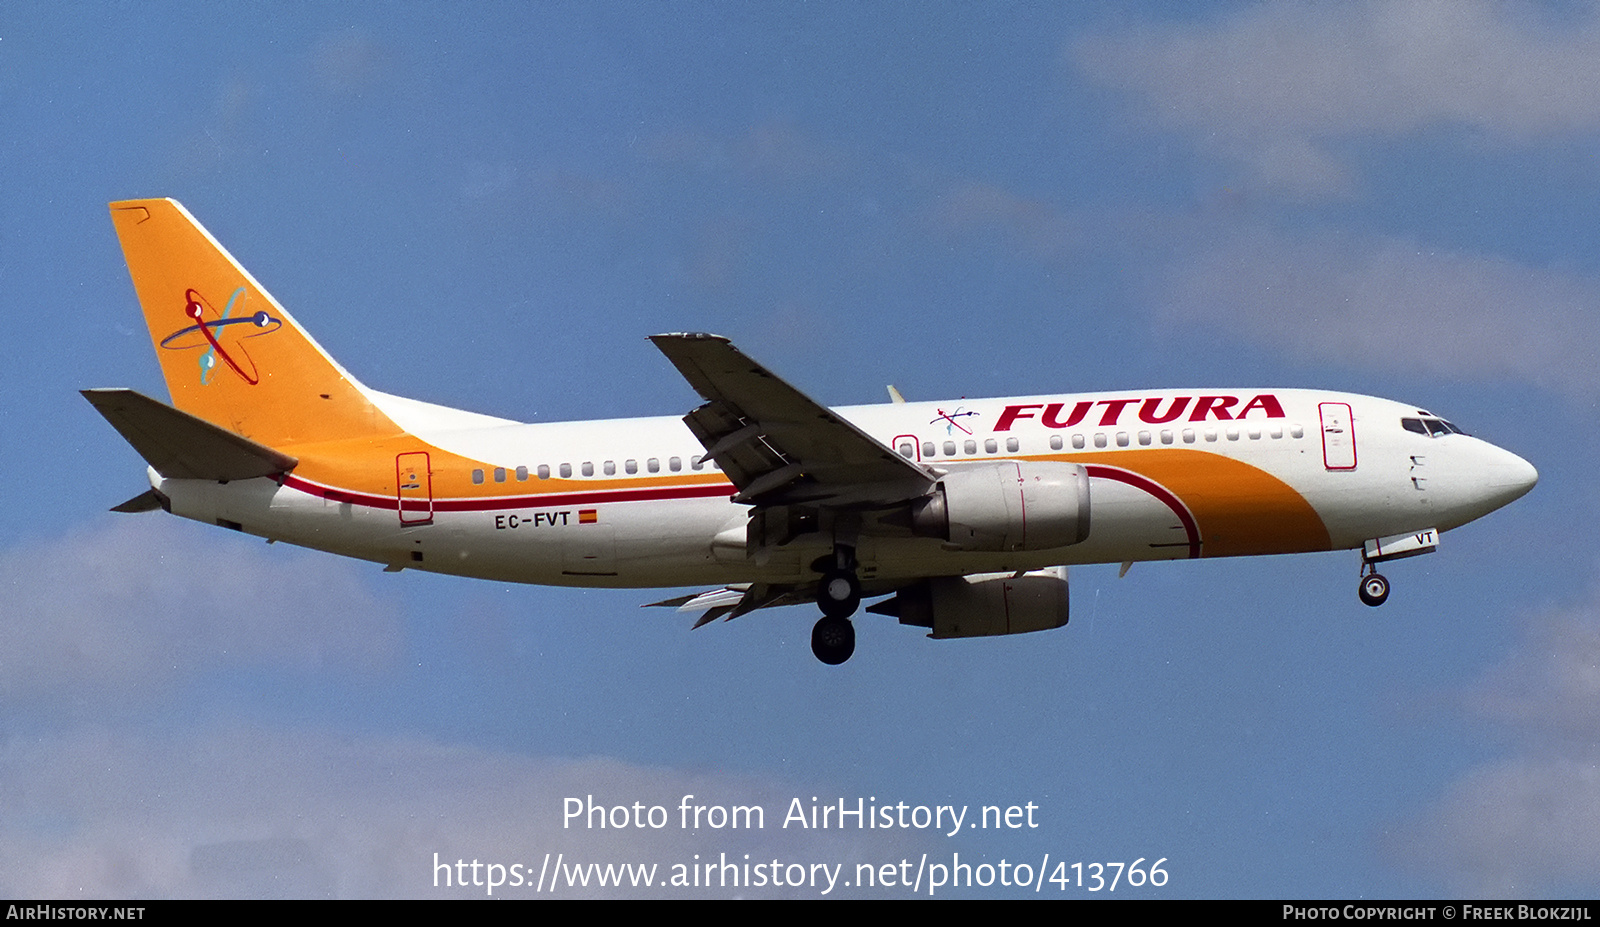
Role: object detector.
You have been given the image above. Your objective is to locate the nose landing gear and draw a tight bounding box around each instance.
[1358,568,1390,607]
[1357,528,1437,607]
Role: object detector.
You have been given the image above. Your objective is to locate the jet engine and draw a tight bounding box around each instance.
[909,461,1090,552]
[870,567,1069,639]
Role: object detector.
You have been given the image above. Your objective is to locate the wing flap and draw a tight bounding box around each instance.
[82,388,298,481]
[645,583,813,626]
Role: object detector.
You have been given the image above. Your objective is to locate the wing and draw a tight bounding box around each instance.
[649,333,934,507]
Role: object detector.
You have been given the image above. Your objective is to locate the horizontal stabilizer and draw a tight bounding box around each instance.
[81,388,298,481]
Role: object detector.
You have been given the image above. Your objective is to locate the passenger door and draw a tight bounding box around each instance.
[396,452,433,525]
[1319,402,1357,471]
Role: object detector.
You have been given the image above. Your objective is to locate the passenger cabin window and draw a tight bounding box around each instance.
[494,467,506,482]
[581,462,594,477]
[559,463,572,478]
[472,469,484,485]
[516,466,528,481]
[897,442,914,459]
[538,465,551,480]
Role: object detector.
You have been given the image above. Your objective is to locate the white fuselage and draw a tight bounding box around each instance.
[151,387,1538,595]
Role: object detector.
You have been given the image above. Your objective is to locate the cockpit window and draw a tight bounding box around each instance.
[1403,415,1468,437]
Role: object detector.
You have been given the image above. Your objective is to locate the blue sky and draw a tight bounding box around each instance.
[2,1,1596,898]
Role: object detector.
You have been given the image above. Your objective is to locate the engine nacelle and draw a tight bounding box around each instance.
[911,461,1090,552]
[880,567,1069,639]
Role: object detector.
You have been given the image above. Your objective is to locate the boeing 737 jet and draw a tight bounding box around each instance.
[85,199,1539,664]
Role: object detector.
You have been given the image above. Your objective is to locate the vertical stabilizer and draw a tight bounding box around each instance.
[109,199,398,447]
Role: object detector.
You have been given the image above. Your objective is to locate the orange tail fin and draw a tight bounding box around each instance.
[109,198,397,447]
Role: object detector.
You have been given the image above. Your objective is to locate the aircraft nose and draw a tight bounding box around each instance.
[1480,443,1538,510]
[1510,450,1538,496]
[1431,439,1537,529]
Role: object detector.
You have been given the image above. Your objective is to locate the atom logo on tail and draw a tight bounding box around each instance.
[158,286,282,384]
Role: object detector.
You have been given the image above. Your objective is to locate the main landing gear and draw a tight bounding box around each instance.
[1358,566,1390,607]
[811,613,855,665]
[811,545,861,665]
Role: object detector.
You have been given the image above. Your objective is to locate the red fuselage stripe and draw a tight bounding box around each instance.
[281,475,735,511]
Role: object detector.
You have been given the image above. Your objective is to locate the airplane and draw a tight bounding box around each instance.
[84,198,1539,665]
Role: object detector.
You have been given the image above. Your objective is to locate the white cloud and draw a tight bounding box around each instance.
[1155,222,1600,396]
[1470,606,1600,742]
[0,521,930,898]
[1400,752,1600,897]
[1395,589,1600,896]
[0,518,401,709]
[640,122,852,183]
[0,725,928,898]
[311,31,388,98]
[1074,1,1600,196]
[926,182,1084,265]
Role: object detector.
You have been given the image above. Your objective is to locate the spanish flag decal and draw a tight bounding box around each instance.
[579,509,598,524]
